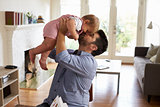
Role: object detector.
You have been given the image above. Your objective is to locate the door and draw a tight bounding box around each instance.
[89,0,139,63]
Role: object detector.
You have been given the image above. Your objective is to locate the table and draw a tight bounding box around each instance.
[0,66,20,107]
[96,59,122,94]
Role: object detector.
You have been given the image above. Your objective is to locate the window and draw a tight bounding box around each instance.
[60,0,80,49]
[89,0,110,55]
[60,0,80,16]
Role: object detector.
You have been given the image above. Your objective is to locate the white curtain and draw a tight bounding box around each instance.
[81,0,89,17]
[50,0,61,20]
[50,0,89,18]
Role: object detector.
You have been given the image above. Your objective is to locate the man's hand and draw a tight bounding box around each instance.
[59,18,68,35]
[67,18,79,40]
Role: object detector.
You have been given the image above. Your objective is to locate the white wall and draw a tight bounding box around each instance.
[145,0,160,46]
[50,0,61,20]
[0,11,5,65]
[0,27,5,66]
[0,0,50,22]
[4,24,44,81]
[0,31,2,65]
[0,0,50,66]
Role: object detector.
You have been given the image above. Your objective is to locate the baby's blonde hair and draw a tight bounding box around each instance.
[82,14,100,33]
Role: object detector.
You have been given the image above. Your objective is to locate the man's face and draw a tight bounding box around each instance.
[78,32,99,46]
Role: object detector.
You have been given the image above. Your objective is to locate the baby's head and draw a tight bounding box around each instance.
[81,14,99,34]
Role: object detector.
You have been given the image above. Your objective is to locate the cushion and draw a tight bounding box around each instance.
[155,47,160,63]
[134,56,152,84]
[150,55,157,62]
[145,44,159,59]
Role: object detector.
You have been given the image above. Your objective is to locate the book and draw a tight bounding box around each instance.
[96,59,111,70]
[21,12,23,25]
[23,13,26,25]
[17,12,21,25]
[24,13,28,24]
[50,95,68,107]
[5,11,15,25]
[15,12,18,25]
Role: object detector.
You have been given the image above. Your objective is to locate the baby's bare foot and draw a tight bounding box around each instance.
[39,58,48,70]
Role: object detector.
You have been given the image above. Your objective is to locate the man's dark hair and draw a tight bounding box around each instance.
[91,29,108,56]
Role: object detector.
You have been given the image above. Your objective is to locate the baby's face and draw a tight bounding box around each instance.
[82,25,94,34]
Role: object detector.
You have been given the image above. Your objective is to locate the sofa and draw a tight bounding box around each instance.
[134,46,160,102]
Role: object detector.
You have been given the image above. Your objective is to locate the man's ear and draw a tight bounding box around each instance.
[91,44,98,51]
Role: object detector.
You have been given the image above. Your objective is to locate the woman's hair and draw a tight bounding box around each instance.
[82,14,100,33]
[91,29,108,56]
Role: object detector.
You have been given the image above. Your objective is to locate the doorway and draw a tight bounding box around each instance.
[89,0,139,62]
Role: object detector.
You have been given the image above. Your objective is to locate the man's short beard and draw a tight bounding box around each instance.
[78,32,90,46]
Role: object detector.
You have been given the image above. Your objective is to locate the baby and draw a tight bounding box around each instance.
[29,14,99,70]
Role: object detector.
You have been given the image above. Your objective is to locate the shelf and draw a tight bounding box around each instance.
[2,79,18,88]
[4,23,45,30]
[4,94,18,106]
[0,68,18,78]
[0,66,19,106]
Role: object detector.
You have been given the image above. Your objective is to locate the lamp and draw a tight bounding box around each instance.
[147,21,160,30]
[147,21,153,29]
[147,21,160,44]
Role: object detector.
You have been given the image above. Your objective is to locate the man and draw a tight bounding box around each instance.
[37,18,108,107]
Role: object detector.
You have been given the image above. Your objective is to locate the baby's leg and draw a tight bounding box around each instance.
[39,51,51,70]
[39,38,57,70]
[29,38,50,64]
[29,48,36,64]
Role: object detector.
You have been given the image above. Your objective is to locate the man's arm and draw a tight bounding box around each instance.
[55,18,97,78]
[56,18,68,55]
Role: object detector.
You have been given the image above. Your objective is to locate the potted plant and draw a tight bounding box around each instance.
[26,12,33,24]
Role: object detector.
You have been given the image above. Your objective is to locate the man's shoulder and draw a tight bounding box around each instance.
[80,54,97,64]
[79,55,97,72]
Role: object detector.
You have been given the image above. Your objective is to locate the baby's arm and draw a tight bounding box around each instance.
[66,18,79,40]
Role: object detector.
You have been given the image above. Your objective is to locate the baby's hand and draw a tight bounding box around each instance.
[29,49,35,63]
[68,34,79,40]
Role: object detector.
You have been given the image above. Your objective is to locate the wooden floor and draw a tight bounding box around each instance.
[5,64,160,107]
